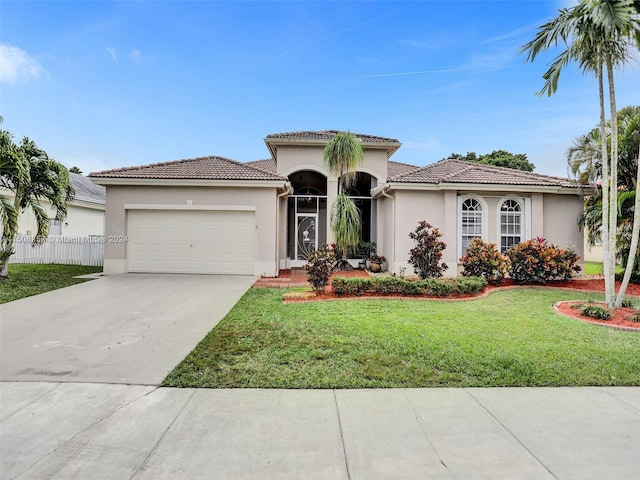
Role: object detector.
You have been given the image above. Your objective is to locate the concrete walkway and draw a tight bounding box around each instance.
[1,383,638,479]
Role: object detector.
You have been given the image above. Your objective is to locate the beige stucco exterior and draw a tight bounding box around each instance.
[100,182,282,276]
[93,132,585,277]
[383,187,584,276]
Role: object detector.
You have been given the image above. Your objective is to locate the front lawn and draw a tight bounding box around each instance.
[163,287,640,388]
[0,263,102,303]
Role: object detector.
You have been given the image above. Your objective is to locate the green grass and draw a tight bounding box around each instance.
[163,288,640,389]
[584,261,625,275]
[0,263,102,303]
[584,261,604,275]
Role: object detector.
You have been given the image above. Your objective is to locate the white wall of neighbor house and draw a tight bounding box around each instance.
[10,200,105,237]
[102,185,279,276]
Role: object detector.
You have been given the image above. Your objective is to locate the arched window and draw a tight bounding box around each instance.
[500,199,522,253]
[461,198,483,253]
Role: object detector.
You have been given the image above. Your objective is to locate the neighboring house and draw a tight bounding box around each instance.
[2,173,106,237]
[89,130,584,277]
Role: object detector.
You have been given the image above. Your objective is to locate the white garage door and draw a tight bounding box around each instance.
[127,209,255,275]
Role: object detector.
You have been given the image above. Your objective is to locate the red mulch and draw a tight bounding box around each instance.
[555,301,640,331]
[288,271,640,331]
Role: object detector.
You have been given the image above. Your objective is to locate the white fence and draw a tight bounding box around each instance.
[9,235,104,266]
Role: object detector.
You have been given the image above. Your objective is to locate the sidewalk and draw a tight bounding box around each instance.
[2,383,638,479]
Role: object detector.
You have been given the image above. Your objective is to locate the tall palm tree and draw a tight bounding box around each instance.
[323,131,364,263]
[574,106,640,302]
[521,0,640,308]
[0,131,74,278]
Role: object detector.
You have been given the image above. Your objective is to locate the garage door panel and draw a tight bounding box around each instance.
[127,210,255,275]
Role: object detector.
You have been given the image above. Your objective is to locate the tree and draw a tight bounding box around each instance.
[575,106,640,292]
[446,150,535,171]
[323,132,364,266]
[69,166,82,174]
[477,150,535,172]
[522,0,640,308]
[0,129,74,278]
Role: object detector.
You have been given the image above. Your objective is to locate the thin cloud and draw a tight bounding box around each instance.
[129,49,141,64]
[106,48,118,61]
[481,22,541,45]
[356,66,478,79]
[0,44,48,85]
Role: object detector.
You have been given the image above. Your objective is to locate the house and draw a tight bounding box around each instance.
[4,173,106,237]
[89,130,584,276]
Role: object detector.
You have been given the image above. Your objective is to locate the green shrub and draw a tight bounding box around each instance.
[305,244,336,293]
[330,275,486,297]
[331,277,373,295]
[417,276,487,297]
[506,237,581,284]
[408,221,448,279]
[460,238,510,284]
[580,305,611,320]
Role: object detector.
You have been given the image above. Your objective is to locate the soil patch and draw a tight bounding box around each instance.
[555,301,640,331]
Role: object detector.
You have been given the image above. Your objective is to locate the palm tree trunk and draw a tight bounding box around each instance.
[598,64,614,309]
[616,145,640,307]
[606,58,619,310]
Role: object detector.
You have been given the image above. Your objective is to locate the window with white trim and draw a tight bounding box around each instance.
[461,198,483,253]
[500,199,522,253]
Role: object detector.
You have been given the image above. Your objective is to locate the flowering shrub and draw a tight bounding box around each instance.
[460,238,510,284]
[408,221,448,279]
[506,237,581,283]
[305,244,336,293]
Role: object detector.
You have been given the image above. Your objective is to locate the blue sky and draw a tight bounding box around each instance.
[1,1,638,177]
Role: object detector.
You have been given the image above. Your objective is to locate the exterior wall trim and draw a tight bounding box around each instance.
[124,204,257,212]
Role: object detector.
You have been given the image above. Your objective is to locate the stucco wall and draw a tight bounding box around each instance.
[12,201,104,237]
[274,145,388,182]
[103,185,279,276]
[390,189,584,276]
[542,194,584,257]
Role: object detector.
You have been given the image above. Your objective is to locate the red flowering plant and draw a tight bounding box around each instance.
[460,238,510,285]
[305,244,336,293]
[506,237,581,283]
[408,221,448,279]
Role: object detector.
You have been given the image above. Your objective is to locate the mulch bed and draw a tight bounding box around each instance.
[283,270,640,331]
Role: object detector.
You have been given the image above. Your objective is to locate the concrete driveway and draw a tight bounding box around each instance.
[0,273,255,385]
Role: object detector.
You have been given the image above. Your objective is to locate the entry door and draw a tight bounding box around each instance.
[295,214,317,261]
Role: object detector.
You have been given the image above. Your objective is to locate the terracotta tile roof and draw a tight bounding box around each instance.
[387,160,421,178]
[265,130,400,144]
[389,159,576,187]
[245,158,277,173]
[89,156,286,181]
[70,173,105,204]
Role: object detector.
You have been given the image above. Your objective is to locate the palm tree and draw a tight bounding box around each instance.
[323,131,364,265]
[521,0,640,308]
[574,106,640,302]
[0,130,74,278]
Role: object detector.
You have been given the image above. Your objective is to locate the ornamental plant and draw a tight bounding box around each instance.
[305,244,336,293]
[408,221,448,279]
[506,237,581,283]
[460,238,510,284]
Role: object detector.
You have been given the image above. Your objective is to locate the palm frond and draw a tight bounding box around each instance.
[330,192,361,255]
